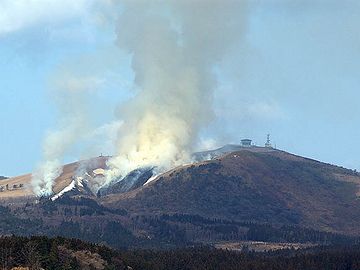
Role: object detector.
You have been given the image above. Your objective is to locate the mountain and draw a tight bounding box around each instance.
[102,148,360,235]
[1,146,360,249]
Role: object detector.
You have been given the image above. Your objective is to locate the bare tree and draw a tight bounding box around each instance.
[21,242,41,270]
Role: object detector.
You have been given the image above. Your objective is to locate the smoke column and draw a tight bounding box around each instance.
[31,73,97,196]
[106,0,247,182]
[31,0,248,195]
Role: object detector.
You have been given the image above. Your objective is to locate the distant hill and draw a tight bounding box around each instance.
[0,176,8,180]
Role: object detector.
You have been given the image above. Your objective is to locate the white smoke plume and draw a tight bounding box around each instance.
[105,0,248,182]
[31,0,248,195]
[31,72,100,196]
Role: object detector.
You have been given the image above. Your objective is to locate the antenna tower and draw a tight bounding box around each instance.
[265,134,272,148]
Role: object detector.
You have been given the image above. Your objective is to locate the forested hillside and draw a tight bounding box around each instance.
[1,235,360,270]
[0,236,128,270]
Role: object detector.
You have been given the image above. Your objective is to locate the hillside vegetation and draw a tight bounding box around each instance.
[2,148,360,249]
[1,235,360,270]
[0,236,128,270]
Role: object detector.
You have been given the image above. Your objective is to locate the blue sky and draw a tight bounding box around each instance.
[1,0,360,176]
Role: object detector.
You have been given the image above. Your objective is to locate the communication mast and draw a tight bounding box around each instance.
[265,134,272,148]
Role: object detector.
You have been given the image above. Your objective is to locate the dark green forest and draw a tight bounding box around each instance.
[1,235,360,270]
[121,246,360,270]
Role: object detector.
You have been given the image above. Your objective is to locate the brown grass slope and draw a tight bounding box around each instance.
[0,156,108,199]
[103,149,360,235]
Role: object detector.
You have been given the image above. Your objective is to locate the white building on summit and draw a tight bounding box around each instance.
[241,139,252,147]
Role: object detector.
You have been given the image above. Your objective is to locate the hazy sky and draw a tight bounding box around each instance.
[1,0,360,176]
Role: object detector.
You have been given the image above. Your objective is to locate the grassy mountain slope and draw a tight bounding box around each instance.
[103,149,360,235]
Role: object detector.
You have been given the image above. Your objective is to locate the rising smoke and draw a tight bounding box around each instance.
[105,0,248,183]
[32,0,248,195]
[31,72,99,196]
